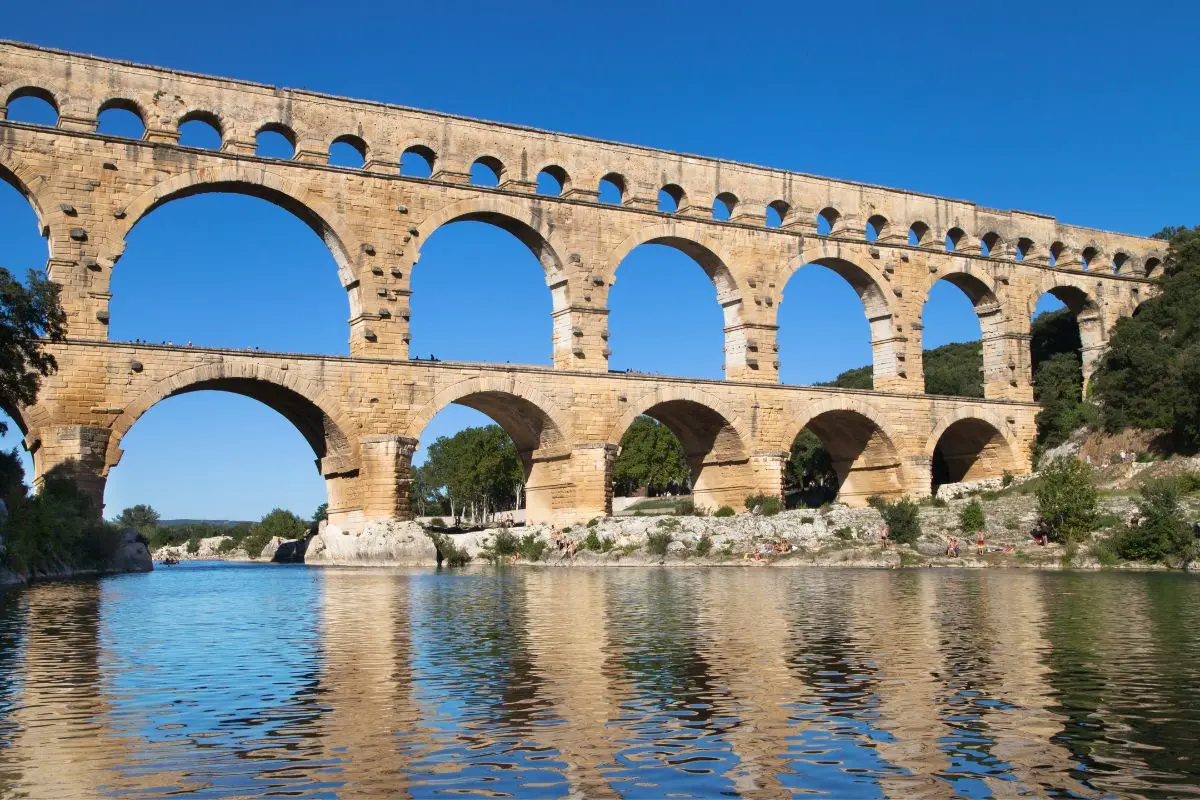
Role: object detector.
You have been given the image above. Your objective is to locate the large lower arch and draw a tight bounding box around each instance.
[928,411,1021,493]
[781,399,905,507]
[782,240,896,389]
[412,196,567,365]
[115,165,361,312]
[105,362,362,522]
[1034,282,1104,393]
[405,375,573,524]
[605,221,747,378]
[0,158,50,250]
[608,388,752,512]
[922,269,1008,398]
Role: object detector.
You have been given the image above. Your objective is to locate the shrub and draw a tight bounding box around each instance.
[695,535,713,556]
[1090,539,1120,567]
[429,517,446,529]
[744,494,782,516]
[714,505,736,518]
[959,499,985,534]
[427,531,472,567]
[582,529,614,552]
[216,537,238,555]
[834,527,854,541]
[492,529,519,556]
[518,533,547,562]
[800,515,814,524]
[1111,478,1195,564]
[186,537,201,555]
[869,496,922,545]
[1035,457,1098,543]
[587,517,599,528]
[656,517,681,532]
[675,500,698,516]
[646,531,672,556]
[1002,471,1014,488]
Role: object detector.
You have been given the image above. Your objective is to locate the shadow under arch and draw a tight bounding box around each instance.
[405,375,573,523]
[608,387,752,512]
[782,241,896,388]
[928,410,1021,493]
[116,165,360,306]
[781,399,905,506]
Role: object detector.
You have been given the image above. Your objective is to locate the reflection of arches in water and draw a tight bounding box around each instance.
[785,407,904,507]
[609,394,750,512]
[930,416,1019,493]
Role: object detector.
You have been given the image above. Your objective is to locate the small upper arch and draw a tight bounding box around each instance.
[1144,256,1163,278]
[765,200,790,228]
[536,164,570,196]
[4,86,59,126]
[1080,244,1102,271]
[1112,251,1131,275]
[178,109,224,149]
[97,98,148,138]
[255,122,297,159]
[865,214,889,242]
[945,226,968,252]
[598,172,625,204]
[659,183,686,213]
[816,206,840,235]
[980,231,1004,256]
[712,191,738,221]
[399,143,437,177]
[1015,237,1035,262]
[328,133,368,168]
[908,220,931,246]
[470,155,505,186]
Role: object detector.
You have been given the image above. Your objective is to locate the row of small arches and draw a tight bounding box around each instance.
[5,86,1162,278]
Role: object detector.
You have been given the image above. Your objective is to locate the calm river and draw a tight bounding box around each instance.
[0,563,1197,799]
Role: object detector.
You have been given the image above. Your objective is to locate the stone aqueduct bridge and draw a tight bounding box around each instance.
[0,42,1167,527]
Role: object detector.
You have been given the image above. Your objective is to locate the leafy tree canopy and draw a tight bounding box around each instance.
[422,425,524,515]
[1092,226,1200,450]
[0,268,66,435]
[115,504,160,535]
[612,416,689,496]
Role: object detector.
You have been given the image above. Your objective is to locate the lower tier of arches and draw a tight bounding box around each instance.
[17,341,1036,528]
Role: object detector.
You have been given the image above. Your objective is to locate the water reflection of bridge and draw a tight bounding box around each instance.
[0,569,1191,797]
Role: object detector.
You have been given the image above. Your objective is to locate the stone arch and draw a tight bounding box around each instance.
[927,408,1021,491]
[405,374,574,524]
[415,195,567,277]
[0,157,51,258]
[780,397,907,506]
[116,164,360,307]
[605,220,740,300]
[782,239,896,388]
[105,361,361,478]
[1032,279,1105,390]
[922,269,1008,397]
[607,386,752,511]
[405,374,572,457]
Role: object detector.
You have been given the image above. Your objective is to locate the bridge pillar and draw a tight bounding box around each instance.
[30,424,111,514]
[724,322,778,382]
[692,458,756,512]
[358,435,419,521]
[983,332,1035,402]
[750,451,788,500]
[552,305,609,371]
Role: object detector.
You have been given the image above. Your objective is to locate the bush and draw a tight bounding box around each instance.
[491,529,519,556]
[582,529,614,552]
[869,496,922,545]
[1002,471,1014,488]
[695,535,713,556]
[186,537,201,555]
[429,517,446,529]
[1035,457,1098,544]
[1,465,122,573]
[744,494,782,516]
[517,533,547,562]
[216,537,238,555]
[959,499,985,534]
[834,527,854,541]
[587,517,599,528]
[800,515,814,524]
[675,500,697,516]
[714,505,736,518]
[427,531,472,567]
[646,531,672,556]
[1111,478,1195,564]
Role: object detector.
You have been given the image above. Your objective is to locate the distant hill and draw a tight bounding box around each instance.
[816,340,984,397]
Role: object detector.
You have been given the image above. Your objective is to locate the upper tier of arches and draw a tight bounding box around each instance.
[0,41,1164,277]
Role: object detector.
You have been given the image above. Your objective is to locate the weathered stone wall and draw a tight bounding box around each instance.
[0,41,1162,526]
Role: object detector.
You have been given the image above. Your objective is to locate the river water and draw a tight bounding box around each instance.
[0,563,1197,799]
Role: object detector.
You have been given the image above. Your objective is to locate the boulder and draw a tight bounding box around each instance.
[109,528,152,573]
[307,521,438,566]
[258,536,287,562]
[272,538,308,563]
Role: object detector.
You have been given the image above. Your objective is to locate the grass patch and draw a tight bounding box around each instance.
[647,531,672,556]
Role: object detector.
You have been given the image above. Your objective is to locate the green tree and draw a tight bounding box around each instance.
[115,504,160,537]
[612,416,689,497]
[1035,457,1098,543]
[869,496,922,545]
[243,508,308,558]
[1113,479,1195,564]
[1092,226,1200,450]
[785,429,838,504]
[959,499,985,534]
[312,502,328,524]
[422,425,524,524]
[0,268,67,435]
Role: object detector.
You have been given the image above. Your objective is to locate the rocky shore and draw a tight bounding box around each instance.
[1,528,153,589]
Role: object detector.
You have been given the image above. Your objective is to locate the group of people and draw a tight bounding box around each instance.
[743,539,793,563]
[943,531,988,557]
[549,527,576,559]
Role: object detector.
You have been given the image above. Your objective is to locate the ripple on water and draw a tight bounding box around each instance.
[0,563,1198,798]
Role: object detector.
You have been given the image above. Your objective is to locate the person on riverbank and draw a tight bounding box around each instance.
[946,537,960,558]
[976,530,986,555]
[879,523,890,549]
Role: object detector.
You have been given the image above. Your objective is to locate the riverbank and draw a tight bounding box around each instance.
[1,529,154,589]
[152,473,1199,572]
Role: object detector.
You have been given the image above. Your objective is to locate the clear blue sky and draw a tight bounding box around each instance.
[0,0,1194,521]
